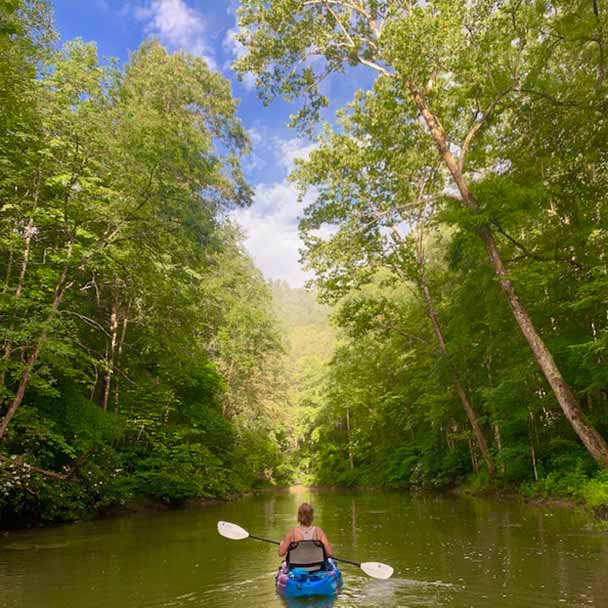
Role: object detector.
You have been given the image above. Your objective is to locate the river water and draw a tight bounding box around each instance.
[1,489,607,607]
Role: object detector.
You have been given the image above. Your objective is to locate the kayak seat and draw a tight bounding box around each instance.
[287,540,327,572]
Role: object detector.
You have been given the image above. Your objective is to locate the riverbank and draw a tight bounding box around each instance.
[0,485,264,532]
[4,469,608,532]
[455,470,608,522]
[153,480,608,524]
[2,484,602,539]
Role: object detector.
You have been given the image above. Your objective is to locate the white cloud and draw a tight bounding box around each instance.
[242,128,267,172]
[223,26,246,61]
[231,181,312,287]
[275,137,317,173]
[222,25,257,89]
[247,127,263,146]
[253,181,304,223]
[229,136,323,286]
[134,0,217,70]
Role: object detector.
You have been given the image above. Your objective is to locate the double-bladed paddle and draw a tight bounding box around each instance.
[217,520,394,580]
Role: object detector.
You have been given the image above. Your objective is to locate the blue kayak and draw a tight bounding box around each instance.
[276,559,343,599]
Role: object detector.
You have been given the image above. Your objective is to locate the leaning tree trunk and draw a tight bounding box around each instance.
[0,174,41,402]
[389,222,496,477]
[0,290,69,440]
[418,267,496,477]
[409,85,608,467]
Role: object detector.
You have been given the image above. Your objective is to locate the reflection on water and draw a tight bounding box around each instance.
[283,596,337,608]
[1,490,607,607]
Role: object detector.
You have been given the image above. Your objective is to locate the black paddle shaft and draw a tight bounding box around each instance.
[247,534,361,568]
[249,533,280,545]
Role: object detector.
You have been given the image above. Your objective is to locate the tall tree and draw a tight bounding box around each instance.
[0,8,295,523]
[292,88,495,475]
[0,38,251,441]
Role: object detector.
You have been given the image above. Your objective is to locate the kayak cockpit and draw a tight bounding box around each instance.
[276,555,343,599]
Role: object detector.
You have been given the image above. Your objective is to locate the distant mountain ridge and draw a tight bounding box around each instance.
[270,279,335,400]
[271,280,331,329]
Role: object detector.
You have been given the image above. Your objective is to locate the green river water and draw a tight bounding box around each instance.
[1,490,607,607]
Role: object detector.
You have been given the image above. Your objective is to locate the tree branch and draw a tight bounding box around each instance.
[517,87,587,108]
[492,220,584,271]
[459,85,514,173]
[0,452,70,481]
[75,164,158,273]
[322,0,356,48]
[61,310,112,338]
[306,0,390,76]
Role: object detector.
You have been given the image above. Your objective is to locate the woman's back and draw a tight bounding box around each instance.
[293,525,318,541]
[278,504,333,558]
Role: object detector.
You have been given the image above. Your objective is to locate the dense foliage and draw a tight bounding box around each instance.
[237,0,608,509]
[4,0,608,527]
[271,282,335,482]
[0,1,289,527]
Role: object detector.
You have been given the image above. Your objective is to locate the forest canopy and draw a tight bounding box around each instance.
[2,0,608,526]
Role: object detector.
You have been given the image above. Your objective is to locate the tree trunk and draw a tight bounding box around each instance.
[389,221,496,476]
[415,239,496,477]
[345,407,354,470]
[113,308,129,414]
[493,421,506,475]
[478,225,608,466]
[468,438,479,473]
[0,337,45,439]
[90,364,99,402]
[446,419,455,450]
[0,187,39,402]
[531,445,539,481]
[102,294,119,412]
[0,240,74,441]
[408,84,608,467]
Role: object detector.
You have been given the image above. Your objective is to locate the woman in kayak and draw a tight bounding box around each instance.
[278,502,333,558]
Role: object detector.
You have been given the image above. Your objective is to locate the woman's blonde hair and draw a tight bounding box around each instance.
[297,502,314,526]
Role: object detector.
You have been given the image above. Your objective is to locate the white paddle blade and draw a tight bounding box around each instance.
[217,521,250,541]
[361,561,394,580]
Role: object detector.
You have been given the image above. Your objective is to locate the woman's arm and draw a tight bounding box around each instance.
[278,529,293,557]
[318,528,333,557]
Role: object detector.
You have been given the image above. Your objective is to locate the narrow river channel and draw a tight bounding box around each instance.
[1,490,607,607]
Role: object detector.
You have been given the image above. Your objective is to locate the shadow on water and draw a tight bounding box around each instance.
[282,597,337,608]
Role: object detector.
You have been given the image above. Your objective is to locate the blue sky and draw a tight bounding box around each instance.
[51,0,370,287]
